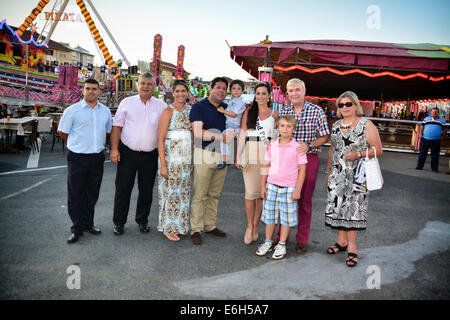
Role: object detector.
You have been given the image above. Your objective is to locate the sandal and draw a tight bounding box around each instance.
[346,253,359,267]
[327,242,348,254]
[164,233,180,241]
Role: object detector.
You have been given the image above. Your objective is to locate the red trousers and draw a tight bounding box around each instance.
[276,153,319,243]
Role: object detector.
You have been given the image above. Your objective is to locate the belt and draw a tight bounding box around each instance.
[68,149,104,156]
[120,143,156,153]
[269,182,288,188]
[166,130,191,139]
[246,136,272,142]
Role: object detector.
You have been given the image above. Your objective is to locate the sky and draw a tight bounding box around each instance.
[1,0,449,81]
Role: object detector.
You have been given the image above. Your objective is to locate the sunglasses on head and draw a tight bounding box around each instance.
[338,102,353,108]
[173,79,187,84]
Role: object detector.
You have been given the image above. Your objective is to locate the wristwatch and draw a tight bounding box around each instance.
[308,142,313,151]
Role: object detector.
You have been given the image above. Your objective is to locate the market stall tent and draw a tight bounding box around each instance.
[230,40,450,100]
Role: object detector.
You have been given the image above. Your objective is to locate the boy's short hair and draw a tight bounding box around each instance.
[277,115,297,131]
[230,79,245,91]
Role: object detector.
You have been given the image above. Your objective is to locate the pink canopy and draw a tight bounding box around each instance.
[231,40,450,73]
[230,40,450,100]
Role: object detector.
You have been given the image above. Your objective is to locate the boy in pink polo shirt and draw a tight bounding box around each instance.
[257,115,307,260]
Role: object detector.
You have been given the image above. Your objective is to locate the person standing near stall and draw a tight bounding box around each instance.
[415,107,447,173]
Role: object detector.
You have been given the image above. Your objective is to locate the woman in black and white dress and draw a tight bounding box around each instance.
[324,91,382,267]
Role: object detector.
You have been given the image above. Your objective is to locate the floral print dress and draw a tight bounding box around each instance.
[157,105,192,235]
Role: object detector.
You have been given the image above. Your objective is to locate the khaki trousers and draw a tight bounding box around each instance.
[190,148,227,234]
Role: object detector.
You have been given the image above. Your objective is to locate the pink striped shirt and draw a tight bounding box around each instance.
[113,95,167,152]
[264,138,308,187]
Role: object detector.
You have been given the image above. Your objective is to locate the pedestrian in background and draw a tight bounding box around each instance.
[415,107,447,173]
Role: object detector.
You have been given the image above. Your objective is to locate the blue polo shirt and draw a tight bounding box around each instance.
[189,97,226,148]
[58,99,112,153]
[422,116,446,140]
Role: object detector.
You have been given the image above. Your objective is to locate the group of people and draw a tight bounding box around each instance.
[58,72,385,267]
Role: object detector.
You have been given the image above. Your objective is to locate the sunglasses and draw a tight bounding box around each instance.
[338,102,353,108]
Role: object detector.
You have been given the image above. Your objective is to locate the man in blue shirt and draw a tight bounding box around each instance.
[415,107,447,173]
[58,78,112,243]
[189,77,234,245]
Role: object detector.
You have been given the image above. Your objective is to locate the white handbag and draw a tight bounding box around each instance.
[365,146,383,191]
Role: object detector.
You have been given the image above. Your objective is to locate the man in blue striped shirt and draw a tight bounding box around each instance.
[58,78,112,243]
[415,107,447,173]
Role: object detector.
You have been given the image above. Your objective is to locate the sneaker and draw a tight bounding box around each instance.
[272,244,286,260]
[256,242,272,256]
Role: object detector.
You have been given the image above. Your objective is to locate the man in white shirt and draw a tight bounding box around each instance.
[58,78,112,244]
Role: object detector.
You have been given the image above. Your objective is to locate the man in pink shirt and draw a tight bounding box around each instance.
[257,115,307,260]
[110,72,167,235]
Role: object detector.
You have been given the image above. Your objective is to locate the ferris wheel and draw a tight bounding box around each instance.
[16,0,130,77]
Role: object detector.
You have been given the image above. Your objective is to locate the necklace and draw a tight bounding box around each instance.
[340,119,356,130]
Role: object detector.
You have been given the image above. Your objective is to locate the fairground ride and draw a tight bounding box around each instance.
[16,0,130,75]
[0,0,130,106]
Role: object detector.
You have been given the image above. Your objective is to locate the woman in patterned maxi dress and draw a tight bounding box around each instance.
[324,91,382,267]
[157,80,192,241]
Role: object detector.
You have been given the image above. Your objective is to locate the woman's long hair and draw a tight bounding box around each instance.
[247,82,272,129]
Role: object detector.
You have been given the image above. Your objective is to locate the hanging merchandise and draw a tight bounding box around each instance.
[34,104,45,114]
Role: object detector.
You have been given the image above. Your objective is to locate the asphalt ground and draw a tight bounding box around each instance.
[0,133,449,305]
